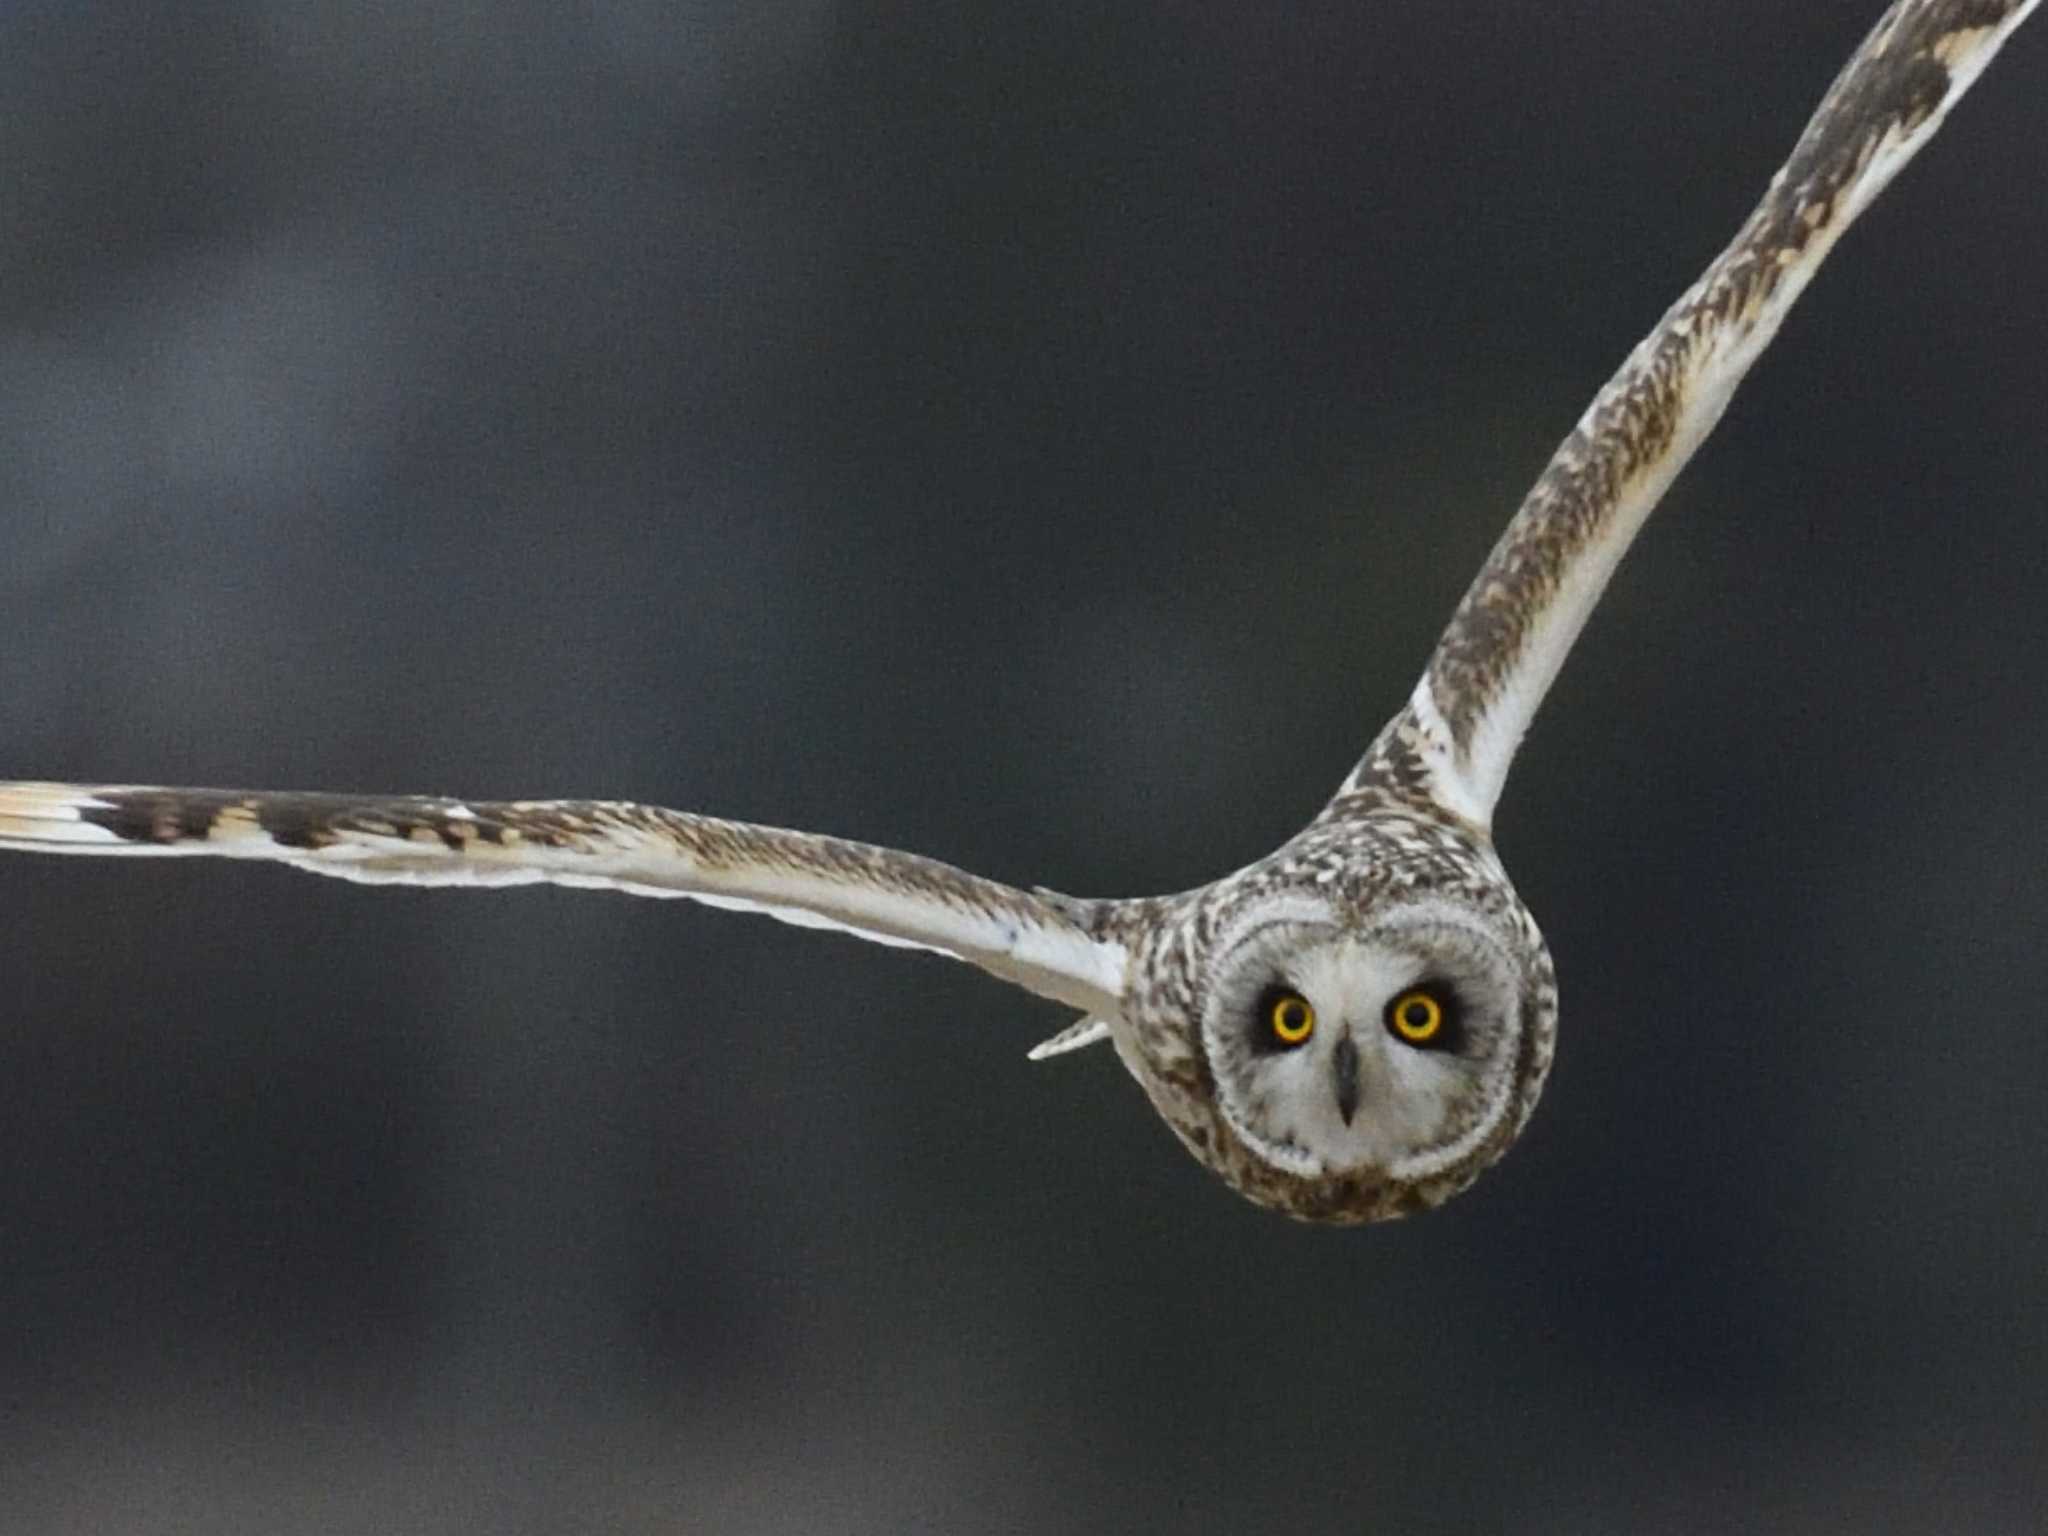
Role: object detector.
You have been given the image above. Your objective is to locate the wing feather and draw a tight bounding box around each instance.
[0,782,1128,1013]
[1336,0,2038,830]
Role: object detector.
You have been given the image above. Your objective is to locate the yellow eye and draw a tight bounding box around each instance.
[1387,988,1444,1045]
[1268,991,1316,1046]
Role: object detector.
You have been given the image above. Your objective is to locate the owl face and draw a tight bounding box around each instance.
[1191,890,1547,1210]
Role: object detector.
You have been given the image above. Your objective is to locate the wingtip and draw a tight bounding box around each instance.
[0,781,123,845]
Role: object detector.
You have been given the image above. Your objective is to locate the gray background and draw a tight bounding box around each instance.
[4,2,2045,1531]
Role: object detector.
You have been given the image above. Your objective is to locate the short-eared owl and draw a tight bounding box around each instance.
[1,1,2035,1222]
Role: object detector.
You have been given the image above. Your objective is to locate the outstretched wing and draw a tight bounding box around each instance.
[0,782,1129,1014]
[1338,0,2038,831]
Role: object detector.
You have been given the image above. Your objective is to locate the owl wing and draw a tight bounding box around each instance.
[0,781,1129,1015]
[1337,0,2038,832]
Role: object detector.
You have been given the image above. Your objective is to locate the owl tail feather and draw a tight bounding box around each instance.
[1027,1016,1112,1061]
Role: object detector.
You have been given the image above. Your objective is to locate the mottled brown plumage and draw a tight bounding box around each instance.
[0,0,2033,1222]
[1351,0,2038,830]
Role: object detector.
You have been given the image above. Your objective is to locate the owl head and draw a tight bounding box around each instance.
[1196,889,1554,1220]
[1120,831,1557,1223]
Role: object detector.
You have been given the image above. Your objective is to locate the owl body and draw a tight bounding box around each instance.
[0,0,2033,1225]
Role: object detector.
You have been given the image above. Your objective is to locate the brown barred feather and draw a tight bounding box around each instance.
[1342,0,2038,829]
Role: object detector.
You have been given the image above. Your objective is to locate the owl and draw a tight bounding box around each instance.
[0,0,2034,1223]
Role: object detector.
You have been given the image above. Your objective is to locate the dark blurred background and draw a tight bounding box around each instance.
[3,3,2044,1530]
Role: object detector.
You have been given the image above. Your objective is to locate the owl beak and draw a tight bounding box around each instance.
[1332,1034,1361,1126]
